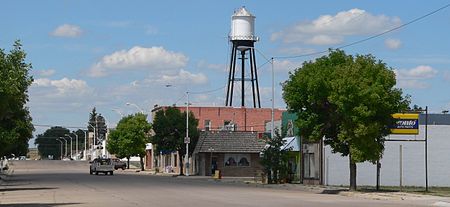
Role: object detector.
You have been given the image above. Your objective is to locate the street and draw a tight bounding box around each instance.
[0,160,443,207]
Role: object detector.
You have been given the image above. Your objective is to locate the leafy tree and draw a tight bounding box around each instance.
[35,126,70,159]
[151,107,199,175]
[260,129,290,184]
[0,40,34,157]
[283,50,409,190]
[107,113,151,171]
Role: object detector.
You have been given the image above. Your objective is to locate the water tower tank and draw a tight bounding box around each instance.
[230,7,258,41]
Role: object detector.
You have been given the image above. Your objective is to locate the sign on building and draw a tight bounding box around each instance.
[390,113,419,135]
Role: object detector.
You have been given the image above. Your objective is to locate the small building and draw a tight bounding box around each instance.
[193,131,266,177]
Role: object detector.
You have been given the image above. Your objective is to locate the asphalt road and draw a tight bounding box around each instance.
[0,160,444,207]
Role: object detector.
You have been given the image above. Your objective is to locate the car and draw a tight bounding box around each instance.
[112,158,127,170]
[89,158,114,175]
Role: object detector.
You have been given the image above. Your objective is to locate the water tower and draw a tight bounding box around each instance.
[225,7,261,108]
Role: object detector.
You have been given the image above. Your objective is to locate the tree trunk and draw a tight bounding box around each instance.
[127,157,130,169]
[349,154,357,191]
[140,155,145,171]
[179,153,184,176]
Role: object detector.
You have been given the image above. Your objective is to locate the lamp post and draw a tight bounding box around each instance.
[271,57,275,139]
[185,91,190,176]
[112,108,124,117]
[71,132,79,160]
[83,130,87,160]
[126,102,144,114]
[56,139,63,160]
[64,134,73,159]
[59,137,68,158]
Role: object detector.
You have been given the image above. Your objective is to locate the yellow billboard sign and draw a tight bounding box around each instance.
[390,113,419,135]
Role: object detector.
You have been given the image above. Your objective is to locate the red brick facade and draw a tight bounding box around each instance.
[152,106,284,132]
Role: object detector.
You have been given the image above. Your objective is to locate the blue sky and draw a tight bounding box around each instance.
[2,1,450,138]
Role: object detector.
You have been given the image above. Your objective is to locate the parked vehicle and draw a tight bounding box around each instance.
[90,158,114,175]
[112,158,127,170]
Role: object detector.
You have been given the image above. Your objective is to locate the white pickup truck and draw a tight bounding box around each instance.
[89,158,114,175]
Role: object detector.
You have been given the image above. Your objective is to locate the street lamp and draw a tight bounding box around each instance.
[126,102,144,114]
[70,132,79,160]
[56,139,63,160]
[112,108,124,117]
[185,91,190,176]
[83,130,88,160]
[59,137,68,158]
[64,135,73,159]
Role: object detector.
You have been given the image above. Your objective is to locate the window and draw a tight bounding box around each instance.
[224,154,250,167]
[225,157,237,166]
[222,120,235,131]
[204,120,211,131]
[238,157,249,166]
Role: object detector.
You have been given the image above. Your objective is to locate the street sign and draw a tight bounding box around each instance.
[390,113,419,135]
[184,137,190,144]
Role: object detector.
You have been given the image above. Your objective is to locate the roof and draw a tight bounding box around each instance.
[420,114,450,125]
[282,136,300,151]
[194,131,266,154]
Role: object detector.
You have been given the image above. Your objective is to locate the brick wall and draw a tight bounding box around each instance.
[154,106,284,132]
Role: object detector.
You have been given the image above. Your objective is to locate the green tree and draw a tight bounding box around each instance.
[0,40,34,157]
[151,107,199,176]
[283,50,409,190]
[35,126,70,159]
[106,113,151,171]
[260,129,290,184]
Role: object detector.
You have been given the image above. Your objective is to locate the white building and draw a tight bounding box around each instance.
[325,114,450,187]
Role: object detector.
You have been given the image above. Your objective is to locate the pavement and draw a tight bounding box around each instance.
[0,165,450,207]
[116,167,450,206]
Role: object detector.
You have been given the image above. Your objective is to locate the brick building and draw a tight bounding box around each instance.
[152,106,284,132]
[147,106,284,173]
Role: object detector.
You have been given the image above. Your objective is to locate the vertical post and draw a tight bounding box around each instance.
[84,130,87,160]
[241,50,245,107]
[271,57,275,139]
[75,133,78,160]
[425,106,428,192]
[186,91,190,176]
[400,144,403,192]
[376,159,380,191]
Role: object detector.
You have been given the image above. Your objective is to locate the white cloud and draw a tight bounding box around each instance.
[156,69,208,85]
[395,65,438,79]
[273,59,301,73]
[197,60,226,72]
[32,77,91,96]
[271,8,401,45]
[36,69,56,77]
[397,80,429,89]
[395,65,437,89]
[278,47,316,55]
[88,46,188,77]
[50,24,83,38]
[385,38,402,49]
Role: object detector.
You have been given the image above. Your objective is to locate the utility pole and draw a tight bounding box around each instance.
[185,91,190,176]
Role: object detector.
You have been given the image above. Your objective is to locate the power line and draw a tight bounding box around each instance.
[273,3,450,60]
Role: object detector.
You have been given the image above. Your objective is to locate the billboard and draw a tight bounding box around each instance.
[390,113,419,135]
